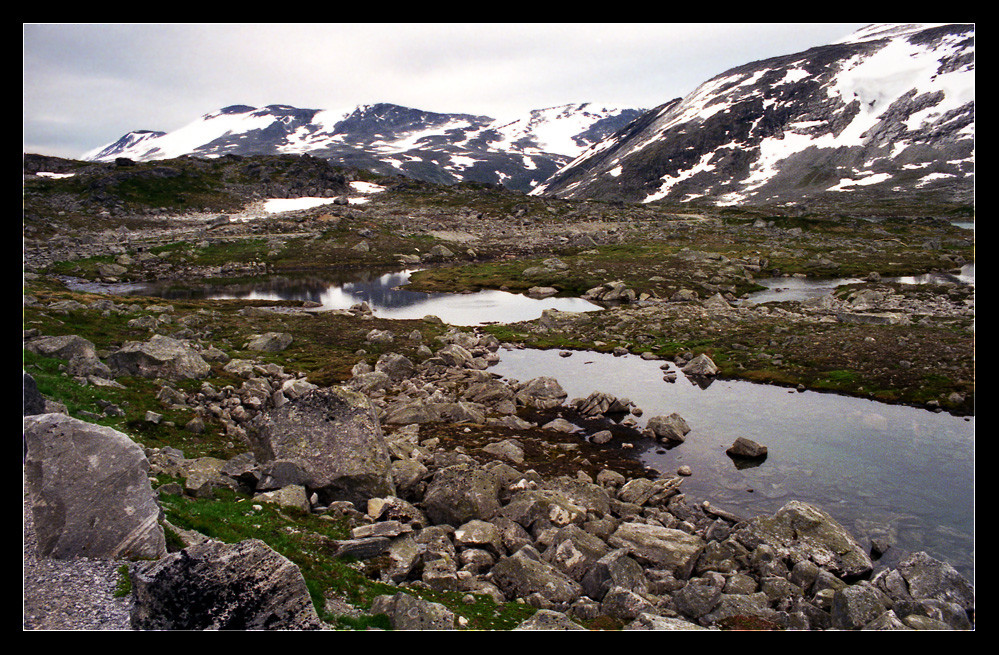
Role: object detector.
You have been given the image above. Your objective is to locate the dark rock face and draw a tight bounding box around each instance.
[129,539,322,630]
[534,23,974,206]
[23,372,46,416]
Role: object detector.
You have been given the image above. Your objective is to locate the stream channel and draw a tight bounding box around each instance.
[97,266,974,581]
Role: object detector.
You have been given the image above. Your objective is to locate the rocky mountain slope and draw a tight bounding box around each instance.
[531,23,975,207]
[82,102,644,193]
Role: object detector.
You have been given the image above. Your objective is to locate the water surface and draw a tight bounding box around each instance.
[490,347,975,580]
[99,269,604,326]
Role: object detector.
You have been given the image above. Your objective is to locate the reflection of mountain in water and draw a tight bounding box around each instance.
[121,268,604,326]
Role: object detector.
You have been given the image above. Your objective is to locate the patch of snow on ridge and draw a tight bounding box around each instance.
[136,110,278,160]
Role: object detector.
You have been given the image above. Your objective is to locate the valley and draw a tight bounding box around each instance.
[23,151,975,630]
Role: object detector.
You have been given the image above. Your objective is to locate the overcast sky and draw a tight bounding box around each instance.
[24,22,870,159]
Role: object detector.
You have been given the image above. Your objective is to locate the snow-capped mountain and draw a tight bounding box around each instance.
[82,102,644,193]
[531,23,975,207]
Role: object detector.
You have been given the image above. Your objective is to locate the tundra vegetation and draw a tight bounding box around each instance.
[23,154,974,629]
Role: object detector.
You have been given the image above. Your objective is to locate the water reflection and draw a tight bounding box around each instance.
[489,347,974,580]
[744,263,975,305]
[111,269,604,327]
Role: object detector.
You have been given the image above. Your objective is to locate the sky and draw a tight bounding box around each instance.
[24,22,871,159]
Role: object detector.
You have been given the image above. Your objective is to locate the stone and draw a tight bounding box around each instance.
[580,548,648,601]
[831,584,887,630]
[482,439,525,464]
[645,413,691,443]
[245,332,293,352]
[23,414,166,560]
[370,592,456,630]
[129,539,322,630]
[608,522,706,579]
[23,371,46,416]
[514,376,567,410]
[726,436,768,459]
[681,353,719,376]
[892,551,975,611]
[734,500,873,580]
[24,334,99,361]
[108,334,210,380]
[515,609,585,630]
[422,464,502,527]
[491,548,584,608]
[249,386,396,507]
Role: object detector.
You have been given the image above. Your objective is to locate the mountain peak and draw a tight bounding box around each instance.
[532,22,974,206]
[81,101,644,193]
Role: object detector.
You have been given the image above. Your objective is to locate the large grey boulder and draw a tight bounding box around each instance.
[370,592,456,630]
[681,353,719,376]
[422,464,502,527]
[886,551,975,611]
[608,522,706,579]
[245,332,293,352]
[108,334,210,380]
[515,609,586,630]
[249,386,396,507]
[645,413,691,443]
[734,500,873,580]
[581,548,648,601]
[24,334,99,361]
[23,413,166,560]
[129,539,322,630]
[491,547,584,609]
[514,376,567,410]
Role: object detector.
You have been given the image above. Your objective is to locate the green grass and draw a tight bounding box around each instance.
[157,488,538,630]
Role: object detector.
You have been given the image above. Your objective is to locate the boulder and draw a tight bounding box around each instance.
[515,609,586,630]
[370,592,456,630]
[23,371,46,416]
[23,413,166,560]
[890,551,975,611]
[645,413,691,443]
[129,539,322,630]
[421,464,502,527]
[726,436,768,459]
[108,334,210,380]
[608,522,706,579]
[245,332,293,352]
[681,353,719,376]
[734,500,873,580]
[514,376,567,410]
[580,548,647,601]
[491,547,584,608]
[249,386,396,507]
[24,334,99,361]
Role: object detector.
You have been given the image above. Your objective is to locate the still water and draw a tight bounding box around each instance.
[115,269,603,326]
[489,347,975,580]
[744,263,975,305]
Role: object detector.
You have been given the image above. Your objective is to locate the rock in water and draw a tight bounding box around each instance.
[129,539,322,630]
[249,386,396,507]
[681,353,719,376]
[23,413,166,560]
[726,437,768,459]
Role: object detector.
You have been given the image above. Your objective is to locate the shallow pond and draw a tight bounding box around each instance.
[102,268,603,326]
[744,262,975,305]
[489,347,975,581]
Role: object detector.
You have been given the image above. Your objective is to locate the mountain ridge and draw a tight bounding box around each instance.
[82,102,645,194]
[531,23,974,207]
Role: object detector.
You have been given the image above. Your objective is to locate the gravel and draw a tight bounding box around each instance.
[22,486,133,631]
